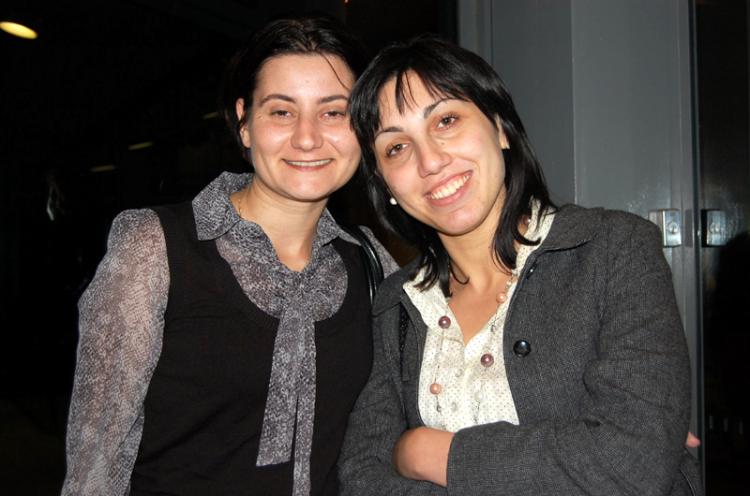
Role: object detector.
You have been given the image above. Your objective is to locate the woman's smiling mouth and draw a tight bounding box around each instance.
[427,172,472,201]
[284,158,333,168]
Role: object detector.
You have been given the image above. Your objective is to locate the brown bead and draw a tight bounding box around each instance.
[480,353,495,368]
[429,382,442,395]
[438,316,451,329]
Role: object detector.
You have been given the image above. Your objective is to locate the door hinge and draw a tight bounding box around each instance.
[649,209,682,247]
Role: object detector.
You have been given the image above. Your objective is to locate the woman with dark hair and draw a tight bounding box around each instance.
[61,16,396,496]
[339,36,702,495]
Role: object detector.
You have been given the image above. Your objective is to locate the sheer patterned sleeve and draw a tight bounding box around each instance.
[61,209,169,495]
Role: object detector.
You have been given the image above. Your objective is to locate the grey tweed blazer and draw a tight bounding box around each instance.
[339,205,702,496]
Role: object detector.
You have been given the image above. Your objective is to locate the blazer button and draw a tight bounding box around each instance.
[513,340,531,357]
[526,264,536,278]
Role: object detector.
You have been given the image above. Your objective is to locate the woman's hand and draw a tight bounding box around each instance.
[392,427,454,487]
[686,431,701,449]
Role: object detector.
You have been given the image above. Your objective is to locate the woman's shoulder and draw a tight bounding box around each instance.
[555,203,651,225]
[110,208,163,235]
[554,204,660,244]
[381,261,416,288]
[338,224,401,277]
[104,208,166,258]
[371,260,419,314]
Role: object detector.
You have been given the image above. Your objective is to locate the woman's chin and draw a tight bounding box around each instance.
[431,217,486,239]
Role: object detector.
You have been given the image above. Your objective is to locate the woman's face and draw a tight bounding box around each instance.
[373,73,510,238]
[236,54,360,206]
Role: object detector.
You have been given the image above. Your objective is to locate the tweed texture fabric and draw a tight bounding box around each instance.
[339,204,703,496]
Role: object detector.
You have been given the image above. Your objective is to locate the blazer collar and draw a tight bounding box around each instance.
[538,204,602,252]
[372,204,603,315]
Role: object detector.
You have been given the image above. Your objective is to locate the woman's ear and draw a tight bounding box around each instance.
[235,98,251,148]
[495,117,510,150]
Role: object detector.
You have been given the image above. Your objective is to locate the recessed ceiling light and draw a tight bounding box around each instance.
[0,21,38,40]
[128,141,154,151]
[90,164,117,173]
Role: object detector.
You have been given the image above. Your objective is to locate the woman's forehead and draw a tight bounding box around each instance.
[255,53,355,94]
[377,73,451,122]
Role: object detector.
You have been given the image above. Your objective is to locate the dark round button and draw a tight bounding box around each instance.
[438,316,451,329]
[526,264,536,278]
[513,340,531,357]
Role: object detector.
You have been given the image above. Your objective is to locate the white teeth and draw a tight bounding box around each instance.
[429,174,470,200]
[285,159,332,167]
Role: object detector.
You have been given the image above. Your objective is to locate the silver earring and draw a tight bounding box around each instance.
[389,197,398,206]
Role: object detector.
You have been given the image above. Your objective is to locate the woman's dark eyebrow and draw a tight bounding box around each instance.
[374,98,453,139]
[319,94,349,104]
[258,94,294,105]
[257,94,349,106]
[423,97,450,118]
[374,126,403,139]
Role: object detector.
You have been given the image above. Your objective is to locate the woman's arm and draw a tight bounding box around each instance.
[61,209,169,495]
[394,428,698,487]
[392,426,452,486]
[339,303,444,496]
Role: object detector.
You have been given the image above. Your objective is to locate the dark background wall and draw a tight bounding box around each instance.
[697,1,750,494]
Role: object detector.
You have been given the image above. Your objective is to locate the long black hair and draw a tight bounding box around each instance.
[220,15,367,156]
[349,35,554,296]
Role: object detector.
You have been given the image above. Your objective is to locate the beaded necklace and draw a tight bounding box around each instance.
[428,264,520,420]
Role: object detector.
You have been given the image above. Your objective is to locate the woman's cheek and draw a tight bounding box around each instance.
[327,127,356,150]
[383,168,408,200]
[253,125,289,150]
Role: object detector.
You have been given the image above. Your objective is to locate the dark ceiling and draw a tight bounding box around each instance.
[0,0,455,177]
[0,1,352,173]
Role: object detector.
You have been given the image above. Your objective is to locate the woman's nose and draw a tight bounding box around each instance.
[291,115,324,151]
[416,139,451,177]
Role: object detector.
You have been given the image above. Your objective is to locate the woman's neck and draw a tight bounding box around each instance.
[231,182,327,272]
[439,216,506,291]
[446,242,506,294]
[439,213,530,292]
[441,216,532,343]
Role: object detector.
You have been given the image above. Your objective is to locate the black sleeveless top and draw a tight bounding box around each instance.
[130,202,373,495]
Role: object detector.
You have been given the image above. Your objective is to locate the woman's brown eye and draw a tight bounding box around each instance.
[386,143,405,157]
[438,115,457,127]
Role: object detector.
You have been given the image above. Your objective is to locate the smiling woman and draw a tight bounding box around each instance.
[233,53,361,217]
[339,35,703,496]
[60,15,397,496]
[374,76,509,239]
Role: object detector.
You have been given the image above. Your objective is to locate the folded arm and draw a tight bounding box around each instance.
[442,217,691,495]
[346,216,693,496]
